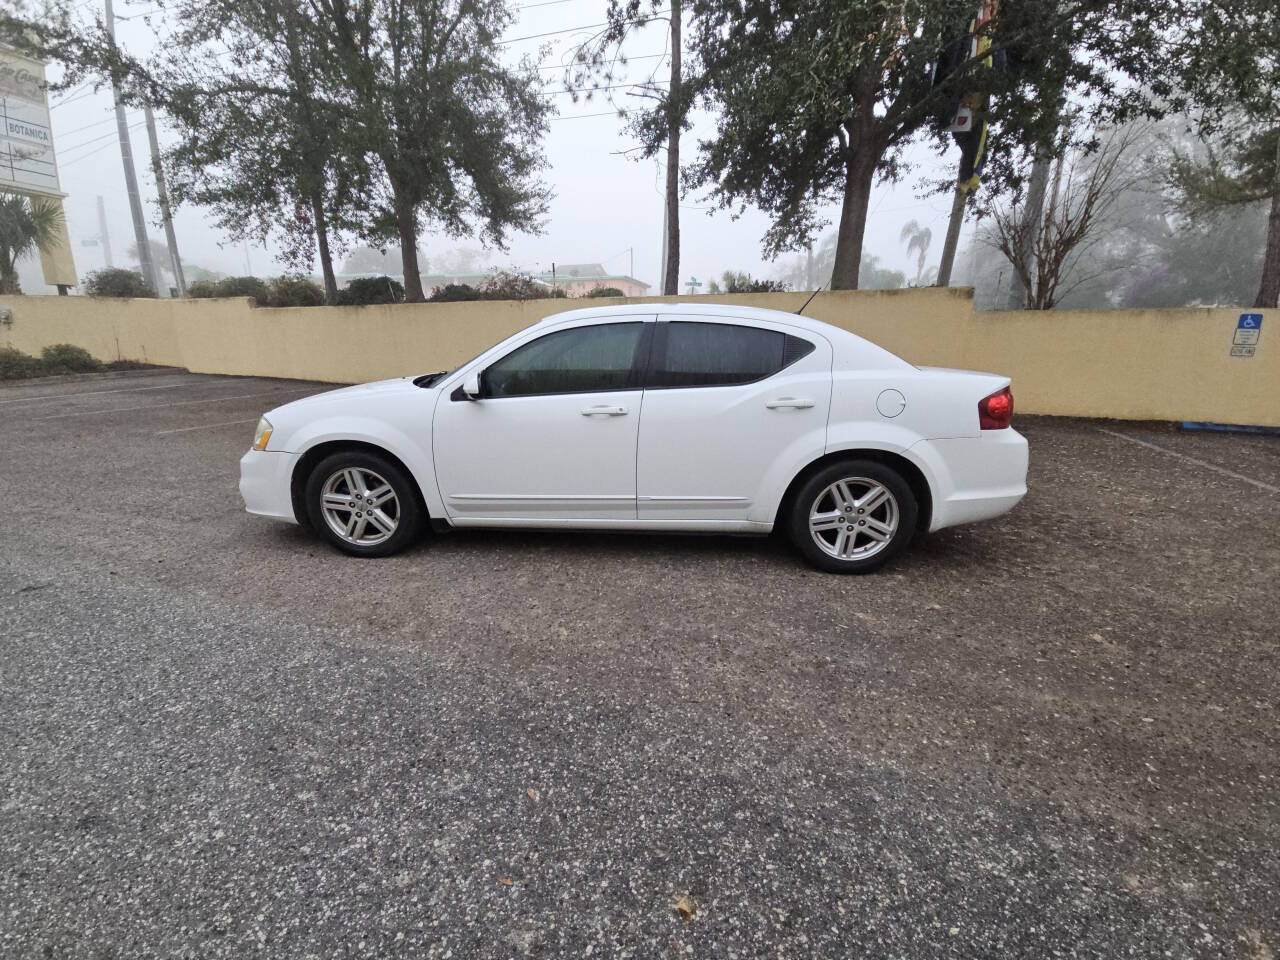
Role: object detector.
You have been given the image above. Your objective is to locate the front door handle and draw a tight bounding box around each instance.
[765,397,815,409]
[581,405,629,416]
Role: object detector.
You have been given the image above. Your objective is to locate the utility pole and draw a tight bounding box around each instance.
[143,104,185,296]
[95,195,113,267]
[103,0,158,293]
[935,186,967,288]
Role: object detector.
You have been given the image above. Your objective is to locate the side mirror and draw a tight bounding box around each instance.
[462,372,481,399]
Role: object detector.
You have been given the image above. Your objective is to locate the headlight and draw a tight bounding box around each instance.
[251,416,274,451]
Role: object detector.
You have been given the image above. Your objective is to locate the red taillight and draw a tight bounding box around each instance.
[978,386,1014,430]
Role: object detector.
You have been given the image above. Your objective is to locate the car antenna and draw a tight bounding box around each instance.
[795,280,827,316]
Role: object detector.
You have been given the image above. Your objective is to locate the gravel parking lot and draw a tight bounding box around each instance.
[1,370,1277,958]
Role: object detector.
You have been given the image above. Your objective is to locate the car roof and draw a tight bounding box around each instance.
[536,301,849,339]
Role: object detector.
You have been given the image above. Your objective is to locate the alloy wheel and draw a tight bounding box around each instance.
[320,467,400,546]
[808,476,900,561]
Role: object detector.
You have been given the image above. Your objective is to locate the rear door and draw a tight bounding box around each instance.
[636,317,832,522]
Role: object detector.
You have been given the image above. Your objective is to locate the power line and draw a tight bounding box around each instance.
[50,86,103,110]
[550,110,623,121]
[502,10,669,44]
[54,112,116,139]
[537,51,668,72]
[58,124,123,154]
[543,78,669,96]
[60,120,147,167]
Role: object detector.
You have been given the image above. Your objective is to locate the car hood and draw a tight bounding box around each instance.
[268,376,426,418]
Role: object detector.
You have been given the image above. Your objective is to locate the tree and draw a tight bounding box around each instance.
[0,192,63,295]
[10,0,550,304]
[1173,0,1280,307]
[686,0,1181,290]
[899,220,934,286]
[569,0,694,295]
[964,119,1271,310]
[10,0,365,304]
[984,124,1147,309]
[316,0,553,301]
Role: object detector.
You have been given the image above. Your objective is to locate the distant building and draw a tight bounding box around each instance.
[537,263,650,298]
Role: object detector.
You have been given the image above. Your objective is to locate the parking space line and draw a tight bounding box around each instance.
[0,376,241,405]
[155,418,259,436]
[1098,427,1280,494]
[32,388,318,422]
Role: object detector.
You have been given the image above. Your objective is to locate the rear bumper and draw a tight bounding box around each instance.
[239,449,302,523]
[911,429,1028,532]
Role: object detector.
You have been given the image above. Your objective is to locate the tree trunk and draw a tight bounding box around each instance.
[830,153,876,290]
[1005,153,1052,309]
[395,202,424,303]
[662,0,682,297]
[0,265,19,295]
[1253,132,1280,309]
[311,192,338,304]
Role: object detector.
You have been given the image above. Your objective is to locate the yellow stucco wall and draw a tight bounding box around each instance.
[1,289,1276,426]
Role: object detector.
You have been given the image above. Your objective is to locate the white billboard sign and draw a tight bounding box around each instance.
[0,49,61,196]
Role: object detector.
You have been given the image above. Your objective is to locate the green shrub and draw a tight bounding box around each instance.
[213,276,270,304]
[267,276,326,307]
[186,279,220,298]
[719,271,789,294]
[427,282,484,303]
[82,268,156,298]
[0,346,42,379]
[40,343,101,374]
[428,271,567,302]
[584,286,625,298]
[337,275,405,305]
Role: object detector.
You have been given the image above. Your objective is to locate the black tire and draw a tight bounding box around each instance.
[787,459,918,574]
[304,449,424,557]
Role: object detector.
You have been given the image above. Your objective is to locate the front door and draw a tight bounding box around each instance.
[636,318,832,522]
[433,320,650,522]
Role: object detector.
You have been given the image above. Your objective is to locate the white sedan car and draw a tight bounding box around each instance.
[240,303,1027,573]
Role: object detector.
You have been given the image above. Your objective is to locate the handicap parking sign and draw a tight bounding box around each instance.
[1232,313,1263,354]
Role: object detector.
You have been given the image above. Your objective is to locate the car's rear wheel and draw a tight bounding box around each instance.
[305,450,423,557]
[788,460,917,574]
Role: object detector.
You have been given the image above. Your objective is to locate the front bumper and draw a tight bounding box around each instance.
[239,449,302,523]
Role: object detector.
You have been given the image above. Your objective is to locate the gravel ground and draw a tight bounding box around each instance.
[0,371,1276,958]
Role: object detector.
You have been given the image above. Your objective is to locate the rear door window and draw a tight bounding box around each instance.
[651,321,815,388]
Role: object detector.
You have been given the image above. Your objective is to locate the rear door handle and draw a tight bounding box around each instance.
[765,397,815,409]
[581,405,629,416]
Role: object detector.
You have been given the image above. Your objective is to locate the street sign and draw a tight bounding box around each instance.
[0,49,61,196]
[1231,313,1263,356]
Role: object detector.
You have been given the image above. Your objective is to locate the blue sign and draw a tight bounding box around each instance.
[1238,313,1263,330]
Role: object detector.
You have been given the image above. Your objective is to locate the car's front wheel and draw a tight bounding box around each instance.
[788,460,917,574]
[305,450,423,557]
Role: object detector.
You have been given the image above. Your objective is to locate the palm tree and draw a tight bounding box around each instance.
[899,219,934,287]
[0,193,64,294]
